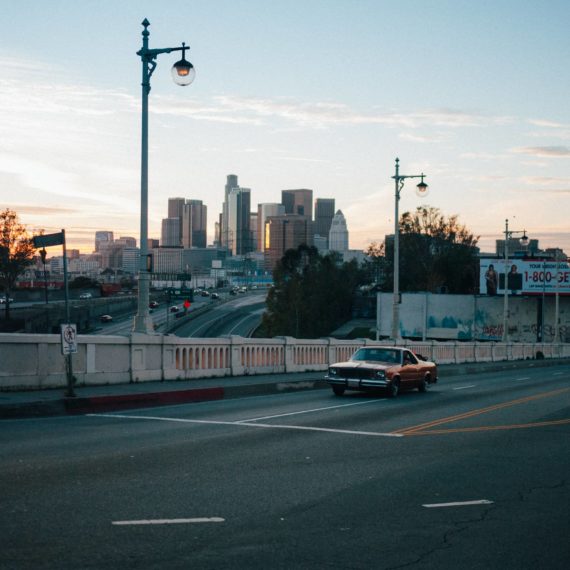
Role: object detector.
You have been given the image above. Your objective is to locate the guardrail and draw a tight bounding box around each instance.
[1,333,569,391]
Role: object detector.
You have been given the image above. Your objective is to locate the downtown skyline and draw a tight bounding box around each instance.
[1,0,569,255]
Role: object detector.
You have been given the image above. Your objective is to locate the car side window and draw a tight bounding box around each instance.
[404,351,418,365]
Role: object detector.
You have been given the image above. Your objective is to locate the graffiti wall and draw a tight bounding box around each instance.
[377,292,570,342]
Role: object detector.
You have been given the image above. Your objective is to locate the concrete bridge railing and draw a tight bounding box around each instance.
[1,332,569,391]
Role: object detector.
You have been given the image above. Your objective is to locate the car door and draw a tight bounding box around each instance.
[400,350,422,388]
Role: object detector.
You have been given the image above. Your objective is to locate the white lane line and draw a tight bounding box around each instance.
[236,399,383,423]
[88,413,402,438]
[423,500,494,508]
[113,517,224,526]
[553,372,565,376]
[453,385,476,391]
[515,377,531,381]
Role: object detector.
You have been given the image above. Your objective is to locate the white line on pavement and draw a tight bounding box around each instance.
[453,385,476,390]
[236,399,383,423]
[423,500,494,508]
[553,372,565,376]
[88,413,403,438]
[515,377,531,381]
[112,518,224,526]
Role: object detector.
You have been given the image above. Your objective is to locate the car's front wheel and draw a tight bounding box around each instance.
[332,385,345,396]
[387,379,400,398]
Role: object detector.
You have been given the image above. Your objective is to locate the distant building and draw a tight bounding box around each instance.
[282,189,313,218]
[122,248,140,274]
[257,203,285,252]
[161,218,181,248]
[115,236,137,248]
[314,198,335,247]
[329,210,349,253]
[95,231,113,252]
[222,174,239,249]
[182,200,207,248]
[264,214,313,270]
[228,186,252,256]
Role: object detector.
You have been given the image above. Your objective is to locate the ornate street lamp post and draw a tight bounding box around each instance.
[133,19,195,334]
[390,158,428,341]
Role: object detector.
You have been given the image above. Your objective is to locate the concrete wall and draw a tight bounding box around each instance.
[377,292,570,342]
[1,332,569,391]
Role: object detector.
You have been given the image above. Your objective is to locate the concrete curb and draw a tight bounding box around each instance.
[1,359,567,420]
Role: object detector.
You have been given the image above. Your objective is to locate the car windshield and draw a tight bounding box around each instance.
[351,348,400,364]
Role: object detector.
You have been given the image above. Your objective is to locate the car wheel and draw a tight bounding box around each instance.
[332,385,345,396]
[388,379,400,398]
[418,376,430,393]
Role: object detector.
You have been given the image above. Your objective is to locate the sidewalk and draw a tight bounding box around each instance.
[1,358,567,419]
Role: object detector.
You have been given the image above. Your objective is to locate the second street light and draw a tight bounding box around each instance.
[391,158,428,341]
[133,19,196,334]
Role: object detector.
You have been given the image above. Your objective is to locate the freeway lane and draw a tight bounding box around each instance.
[1,366,569,569]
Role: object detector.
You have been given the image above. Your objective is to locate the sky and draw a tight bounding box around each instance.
[1,0,569,255]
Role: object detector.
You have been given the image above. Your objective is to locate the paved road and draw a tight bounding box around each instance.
[1,365,569,569]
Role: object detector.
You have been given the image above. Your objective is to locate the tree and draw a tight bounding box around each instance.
[0,209,35,319]
[382,206,479,294]
[261,245,364,338]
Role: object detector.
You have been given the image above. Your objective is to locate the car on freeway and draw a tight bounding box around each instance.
[200,290,210,297]
[149,301,159,308]
[79,292,92,299]
[100,314,113,323]
[170,305,180,313]
[211,292,220,299]
[325,346,438,398]
[0,296,14,304]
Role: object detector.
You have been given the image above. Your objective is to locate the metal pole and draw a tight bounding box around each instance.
[554,252,561,343]
[502,219,509,342]
[133,19,153,334]
[391,158,400,341]
[62,229,75,397]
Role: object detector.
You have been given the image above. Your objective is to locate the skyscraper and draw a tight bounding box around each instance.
[228,187,252,255]
[329,210,349,253]
[314,198,335,247]
[95,231,113,252]
[264,214,312,270]
[281,189,313,219]
[257,203,285,252]
[182,200,207,248]
[222,174,238,249]
[161,218,181,247]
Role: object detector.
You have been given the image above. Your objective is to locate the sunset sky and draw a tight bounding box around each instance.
[1,0,569,254]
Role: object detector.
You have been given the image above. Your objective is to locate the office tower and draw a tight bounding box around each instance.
[281,189,313,219]
[314,198,335,247]
[168,197,186,245]
[115,236,137,248]
[250,212,258,252]
[257,203,285,252]
[222,174,238,248]
[264,214,313,270]
[228,187,252,255]
[329,210,349,253]
[95,231,114,252]
[182,200,207,248]
[161,218,181,247]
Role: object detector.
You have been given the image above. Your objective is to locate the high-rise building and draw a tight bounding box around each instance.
[281,189,313,219]
[329,210,349,253]
[222,174,238,249]
[95,231,113,252]
[228,187,252,255]
[115,236,137,248]
[264,214,312,270]
[314,198,335,247]
[257,203,285,252]
[182,200,207,248]
[161,218,181,247]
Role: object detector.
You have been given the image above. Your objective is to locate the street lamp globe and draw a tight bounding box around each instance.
[171,43,195,86]
[520,231,529,247]
[416,175,428,197]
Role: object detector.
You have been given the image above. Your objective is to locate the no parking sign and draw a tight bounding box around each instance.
[61,324,77,355]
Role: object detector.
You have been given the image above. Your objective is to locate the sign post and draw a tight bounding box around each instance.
[33,230,76,397]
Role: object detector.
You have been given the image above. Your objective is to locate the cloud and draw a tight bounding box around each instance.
[512,146,570,158]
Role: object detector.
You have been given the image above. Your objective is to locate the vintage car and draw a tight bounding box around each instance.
[325,346,438,397]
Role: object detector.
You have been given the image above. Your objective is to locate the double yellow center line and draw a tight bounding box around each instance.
[393,387,570,436]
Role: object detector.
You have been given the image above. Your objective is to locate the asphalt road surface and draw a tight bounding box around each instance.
[1,365,569,569]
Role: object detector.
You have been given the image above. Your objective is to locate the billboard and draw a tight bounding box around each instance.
[480,259,570,296]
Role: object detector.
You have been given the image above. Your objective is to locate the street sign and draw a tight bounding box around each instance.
[61,324,77,355]
[183,299,191,309]
[33,232,65,248]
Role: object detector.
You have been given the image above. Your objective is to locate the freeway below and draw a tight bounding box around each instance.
[1,365,569,569]
[93,291,266,337]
